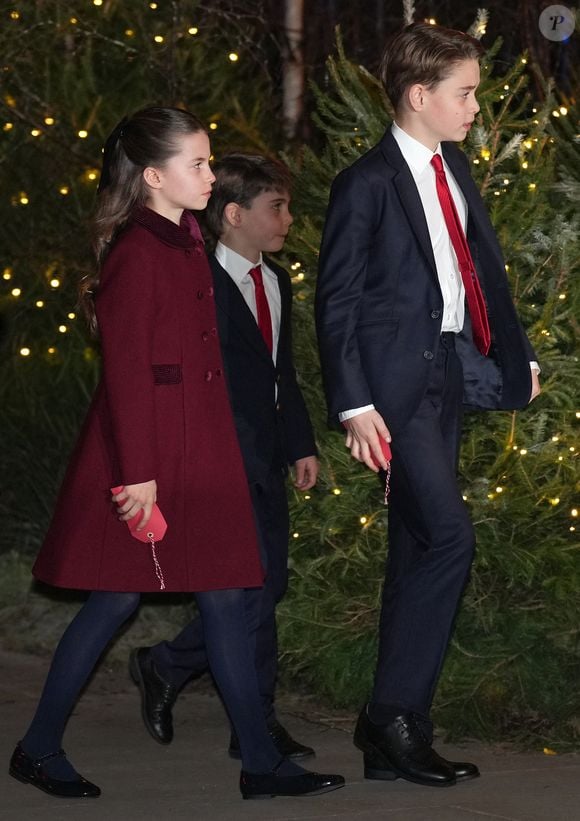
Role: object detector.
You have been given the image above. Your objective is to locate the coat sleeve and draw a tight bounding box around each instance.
[315,167,377,419]
[94,237,158,485]
[275,269,317,464]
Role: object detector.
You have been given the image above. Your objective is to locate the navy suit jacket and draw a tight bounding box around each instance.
[315,130,536,434]
[210,254,316,485]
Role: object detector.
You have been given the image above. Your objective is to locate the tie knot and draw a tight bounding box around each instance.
[431,154,444,175]
[248,265,263,287]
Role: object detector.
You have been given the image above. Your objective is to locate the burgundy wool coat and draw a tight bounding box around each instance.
[33,207,263,593]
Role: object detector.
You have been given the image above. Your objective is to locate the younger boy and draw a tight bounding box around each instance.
[131,154,319,760]
[315,23,540,787]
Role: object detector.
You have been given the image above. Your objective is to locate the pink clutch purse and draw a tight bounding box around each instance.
[111,486,167,589]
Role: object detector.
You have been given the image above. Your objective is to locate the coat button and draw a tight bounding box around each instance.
[201,331,209,342]
[423,350,434,360]
[197,290,204,299]
[207,286,214,297]
[204,370,212,381]
[211,327,217,336]
[430,310,441,319]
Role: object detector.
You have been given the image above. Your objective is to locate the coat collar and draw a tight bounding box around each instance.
[131,206,199,249]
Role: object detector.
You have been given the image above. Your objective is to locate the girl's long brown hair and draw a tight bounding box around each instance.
[79,106,206,336]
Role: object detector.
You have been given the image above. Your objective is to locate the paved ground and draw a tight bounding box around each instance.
[1,649,578,821]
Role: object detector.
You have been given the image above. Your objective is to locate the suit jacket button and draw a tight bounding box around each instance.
[430,310,441,319]
[204,370,212,381]
[423,350,434,360]
[211,327,217,336]
[207,286,214,296]
[197,290,204,299]
[201,331,209,342]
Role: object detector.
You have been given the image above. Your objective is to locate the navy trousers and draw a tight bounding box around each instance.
[371,333,476,718]
[152,470,290,723]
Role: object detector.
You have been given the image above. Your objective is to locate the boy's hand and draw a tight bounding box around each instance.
[343,410,391,473]
[292,456,319,490]
[529,370,541,403]
[112,479,157,530]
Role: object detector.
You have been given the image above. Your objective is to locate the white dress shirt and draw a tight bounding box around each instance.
[215,241,281,362]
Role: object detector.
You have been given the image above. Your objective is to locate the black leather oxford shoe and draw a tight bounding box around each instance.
[229,720,315,760]
[130,647,178,745]
[9,744,101,798]
[354,707,457,787]
[240,762,345,799]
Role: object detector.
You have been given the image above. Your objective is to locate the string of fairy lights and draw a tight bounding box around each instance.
[2,6,578,535]
[2,3,241,358]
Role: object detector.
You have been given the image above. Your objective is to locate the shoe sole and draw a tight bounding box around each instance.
[9,768,101,798]
[129,650,172,746]
[354,732,455,788]
[242,782,345,800]
[229,748,316,761]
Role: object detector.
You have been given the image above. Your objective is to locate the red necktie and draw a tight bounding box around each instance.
[430,154,491,356]
[248,264,273,354]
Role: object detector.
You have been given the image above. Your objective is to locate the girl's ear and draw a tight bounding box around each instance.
[223,202,242,228]
[143,166,163,189]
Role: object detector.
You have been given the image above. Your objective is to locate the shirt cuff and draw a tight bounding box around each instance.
[338,404,375,422]
[530,361,540,374]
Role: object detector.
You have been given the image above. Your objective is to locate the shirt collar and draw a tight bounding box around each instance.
[215,242,266,286]
[391,122,442,175]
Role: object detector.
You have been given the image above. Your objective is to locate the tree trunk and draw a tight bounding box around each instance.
[282,0,305,139]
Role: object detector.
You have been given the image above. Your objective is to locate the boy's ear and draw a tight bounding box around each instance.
[223,202,243,228]
[143,166,163,189]
[407,83,426,113]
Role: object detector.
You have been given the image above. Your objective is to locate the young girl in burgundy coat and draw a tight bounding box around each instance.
[9,107,343,801]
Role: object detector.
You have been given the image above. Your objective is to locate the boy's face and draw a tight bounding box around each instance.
[419,58,480,146]
[237,189,293,257]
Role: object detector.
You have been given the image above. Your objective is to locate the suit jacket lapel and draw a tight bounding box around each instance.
[380,131,438,281]
[263,256,288,367]
[441,143,506,279]
[210,255,274,363]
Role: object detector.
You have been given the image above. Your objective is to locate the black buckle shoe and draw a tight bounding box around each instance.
[9,744,101,798]
[130,647,178,745]
[229,720,315,760]
[354,706,457,788]
[240,760,344,800]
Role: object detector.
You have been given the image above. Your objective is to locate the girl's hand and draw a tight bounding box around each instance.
[112,479,157,530]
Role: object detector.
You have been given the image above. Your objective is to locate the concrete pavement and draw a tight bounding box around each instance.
[1,649,578,820]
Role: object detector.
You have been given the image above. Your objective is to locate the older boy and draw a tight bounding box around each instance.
[316,23,540,788]
[131,154,318,761]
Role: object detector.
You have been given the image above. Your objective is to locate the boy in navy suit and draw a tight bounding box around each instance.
[131,154,319,761]
[316,23,540,787]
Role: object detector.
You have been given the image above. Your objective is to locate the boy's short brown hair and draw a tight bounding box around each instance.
[205,153,292,239]
[380,22,484,112]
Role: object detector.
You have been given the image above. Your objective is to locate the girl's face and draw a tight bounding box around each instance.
[145,131,216,223]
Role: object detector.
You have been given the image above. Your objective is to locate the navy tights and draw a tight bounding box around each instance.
[20,589,302,779]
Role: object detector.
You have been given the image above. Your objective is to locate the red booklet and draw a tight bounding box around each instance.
[111,486,167,542]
